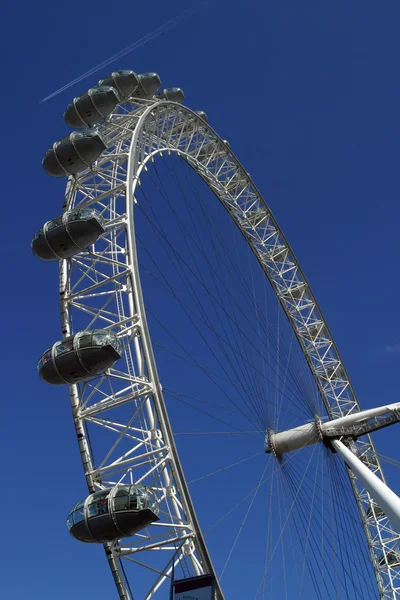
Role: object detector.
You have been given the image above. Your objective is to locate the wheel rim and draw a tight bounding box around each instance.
[48,97,399,598]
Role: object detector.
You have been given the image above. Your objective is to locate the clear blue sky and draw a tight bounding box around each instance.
[2,1,400,598]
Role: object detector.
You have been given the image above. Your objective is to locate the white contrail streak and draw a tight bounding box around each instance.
[40,2,207,103]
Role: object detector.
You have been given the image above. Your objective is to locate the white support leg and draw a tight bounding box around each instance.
[332,439,400,531]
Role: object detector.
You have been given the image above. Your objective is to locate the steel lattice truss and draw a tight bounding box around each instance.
[58,98,400,599]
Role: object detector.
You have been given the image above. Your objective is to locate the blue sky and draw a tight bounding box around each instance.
[2,0,400,598]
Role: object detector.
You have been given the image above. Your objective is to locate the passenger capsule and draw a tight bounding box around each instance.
[136,72,161,98]
[67,484,160,543]
[38,329,121,385]
[42,130,106,177]
[99,70,140,99]
[157,87,185,103]
[31,208,105,261]
[195,111,208,123]
[64,86,121,128]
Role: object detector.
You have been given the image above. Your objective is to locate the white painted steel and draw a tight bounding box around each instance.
[268,421,321,456]
[325,403,400,430]
[333,440,400,534]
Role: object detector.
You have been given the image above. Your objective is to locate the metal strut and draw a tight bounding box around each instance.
[332,439,400,533]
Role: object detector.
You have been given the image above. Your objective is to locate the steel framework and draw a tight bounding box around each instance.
[54,97,400,598]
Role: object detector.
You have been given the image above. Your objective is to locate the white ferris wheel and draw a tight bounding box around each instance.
[33,69,400,599]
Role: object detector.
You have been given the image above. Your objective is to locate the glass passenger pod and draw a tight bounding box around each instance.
[31,208,105,261]
[99,70,140,99]
[99,71,160,100]
[67,485,160,543]
[157,87,185,104]
[195,111,208,123]
[64,86,121,128]
[42,130,107,177]
[135,72,161,98]
[38,329,121,385]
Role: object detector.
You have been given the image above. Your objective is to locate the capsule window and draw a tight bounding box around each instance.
[128,490,142,511]
[65,210,82,222]
[77,332,93,348]
[74,509,85,525]
[145,489,158,512]
[67,499,85,529]
[66,208,97,221]
[32,228,44,242]
[54,337,74,356]
[92,331,109,346]
[108,332,119,349]
[109,336,120,352]
[113,487,130,512]
[96,330,119,351]
[129,485,153,510]
[47,218,63,231]
[72,500,85,526]
[88,491,109,517]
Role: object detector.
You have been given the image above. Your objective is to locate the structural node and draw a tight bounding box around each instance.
[99,70,141,99]
[64,86,121,128]
[31,208,105,260]
[67,485,160,543]
[38,329,121,384]
[42,130,106,177]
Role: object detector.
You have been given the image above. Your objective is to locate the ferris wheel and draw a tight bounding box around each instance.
[33,69,400,599]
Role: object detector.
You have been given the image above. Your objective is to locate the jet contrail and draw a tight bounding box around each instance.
[40,2,207,103]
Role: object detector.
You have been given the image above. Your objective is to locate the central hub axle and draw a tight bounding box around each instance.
[265,419,323,458]
[265,401,400,458]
